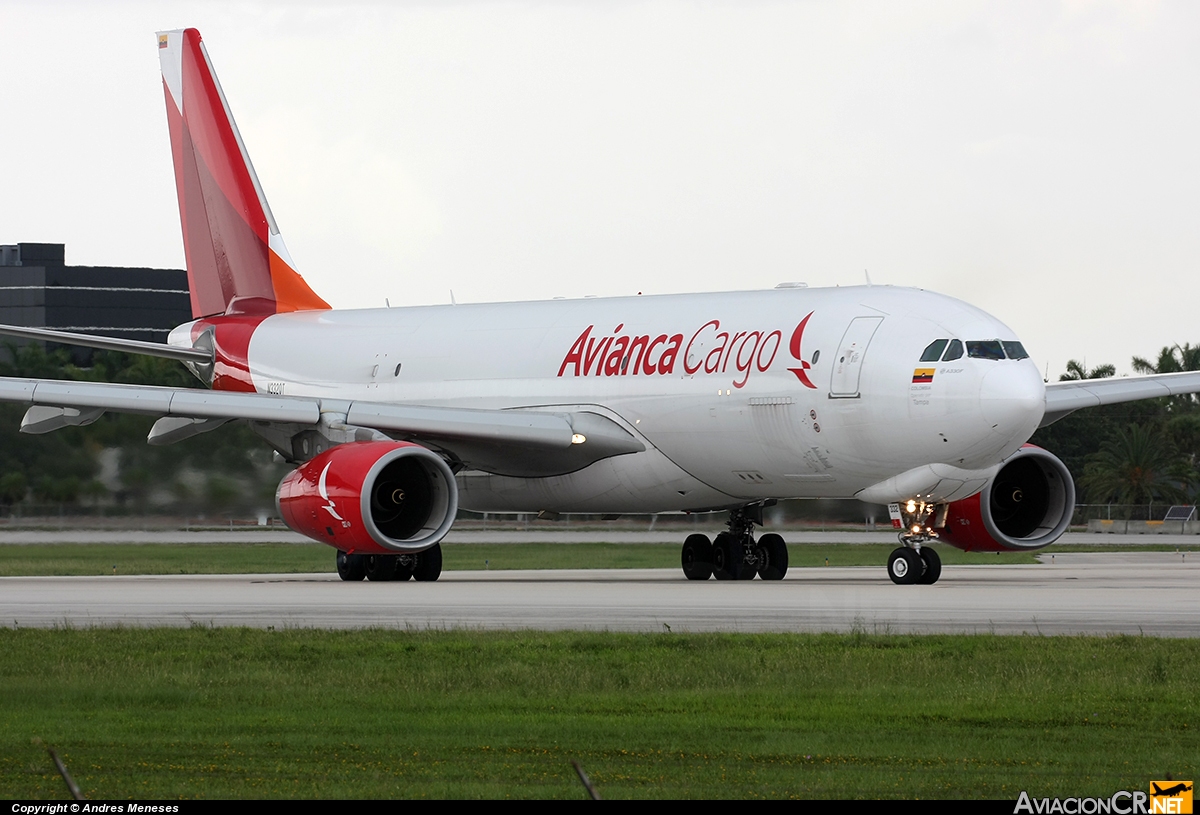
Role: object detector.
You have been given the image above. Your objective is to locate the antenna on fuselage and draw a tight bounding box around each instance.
[865,269,873,286]
[450,290,457,305]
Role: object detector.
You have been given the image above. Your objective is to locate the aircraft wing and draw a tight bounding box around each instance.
[0,376,643,477]
[1042,370,1200,426]
[0,377,318,423]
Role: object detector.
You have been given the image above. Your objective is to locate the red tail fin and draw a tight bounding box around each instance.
[157,29,329,319]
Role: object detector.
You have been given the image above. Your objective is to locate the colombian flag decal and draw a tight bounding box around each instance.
[912,368,935,384]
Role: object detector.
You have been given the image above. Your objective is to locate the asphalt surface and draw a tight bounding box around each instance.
[3,552,1196,636]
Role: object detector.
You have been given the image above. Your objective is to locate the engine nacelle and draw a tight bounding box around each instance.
[938,446,1075,552]
[276,440,458,554]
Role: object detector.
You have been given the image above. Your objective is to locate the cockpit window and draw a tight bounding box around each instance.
[920,339,948,362]
[1002,341,1029,360]
[923,338,1022,362]
[966,340,1006,360]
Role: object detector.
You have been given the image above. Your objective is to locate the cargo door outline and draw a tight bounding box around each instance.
[829,316,883,398]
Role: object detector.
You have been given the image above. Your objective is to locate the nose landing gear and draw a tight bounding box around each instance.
[887,499,945,585]
[678,504,788,581]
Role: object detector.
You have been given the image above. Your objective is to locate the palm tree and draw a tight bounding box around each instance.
[1059,360,1115,381]
[1079,424,1193,515]
[1132,343,1200,375]
[1131,343,1200,411]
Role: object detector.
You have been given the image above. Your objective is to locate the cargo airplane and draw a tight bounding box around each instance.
[1151,783,1193,798]
[3,28,1199,585]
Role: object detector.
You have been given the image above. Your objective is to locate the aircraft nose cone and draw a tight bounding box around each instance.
[979,363,1045,435]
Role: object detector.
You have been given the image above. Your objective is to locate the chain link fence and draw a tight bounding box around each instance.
[1072,503,1194,524]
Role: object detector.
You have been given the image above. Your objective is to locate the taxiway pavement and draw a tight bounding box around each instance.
[3,552,1196,636]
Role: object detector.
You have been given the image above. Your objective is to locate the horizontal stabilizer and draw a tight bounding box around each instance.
[0,322,212,364]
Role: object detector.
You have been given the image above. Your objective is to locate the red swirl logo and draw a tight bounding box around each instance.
[787,312,817,389]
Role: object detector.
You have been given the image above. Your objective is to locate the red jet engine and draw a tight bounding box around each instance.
[938,446,1076,552]
[277,440,458,555]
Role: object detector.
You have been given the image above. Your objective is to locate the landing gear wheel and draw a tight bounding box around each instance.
[711,533,737,580]
[887,547,922,585]
[413,544,443,582]
[713,532,749,580]
[757,533,788,580]
[916,547,941,585]
[394,554,416,582]
[736,540,758,580]
[365,554,398,582]
[681,534,714,580]
[336,551,366,581]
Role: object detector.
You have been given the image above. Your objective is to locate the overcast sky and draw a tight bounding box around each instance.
[2,1,1197,377]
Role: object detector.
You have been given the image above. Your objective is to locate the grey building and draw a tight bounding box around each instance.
[0,243,191,351]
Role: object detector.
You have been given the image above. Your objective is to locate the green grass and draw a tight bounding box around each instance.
[0,542,330,576]
[0,629,1194,798]
[0,542,1041,576]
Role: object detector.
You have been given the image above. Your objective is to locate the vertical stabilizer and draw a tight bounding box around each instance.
[157,29,330,319]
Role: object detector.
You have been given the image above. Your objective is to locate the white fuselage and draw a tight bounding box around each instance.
[173,285,1046,514]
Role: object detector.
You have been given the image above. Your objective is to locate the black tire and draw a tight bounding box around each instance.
[713,532,749,580]
[757,533,788,580]
[736,538,758,580]
[365,554,398,582]
[887,547,921,585]
[711,532,737,580]
[681,534,714,580]
[336,551,366,581]
[412,544,443,582]
[917,547,942,585]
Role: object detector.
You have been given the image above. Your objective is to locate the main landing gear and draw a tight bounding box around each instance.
[680,505,789,581]
[336,544,443,582]
[888,499,943,585]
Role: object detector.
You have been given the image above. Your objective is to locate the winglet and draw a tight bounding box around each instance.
[157,29,330,319]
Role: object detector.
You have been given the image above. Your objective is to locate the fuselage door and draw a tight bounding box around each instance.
[829,316,883,398]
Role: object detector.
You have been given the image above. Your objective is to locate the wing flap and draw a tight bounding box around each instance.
[169,389,318,422]
[345,403,645,477]
[0,376,320,421]
[345,401,573,449]
[0,380,37,402]
[26,380,176,414]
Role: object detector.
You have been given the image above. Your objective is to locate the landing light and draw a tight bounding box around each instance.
[571,434,587,444]
[911,524,921,534]
[906,500,917,513]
